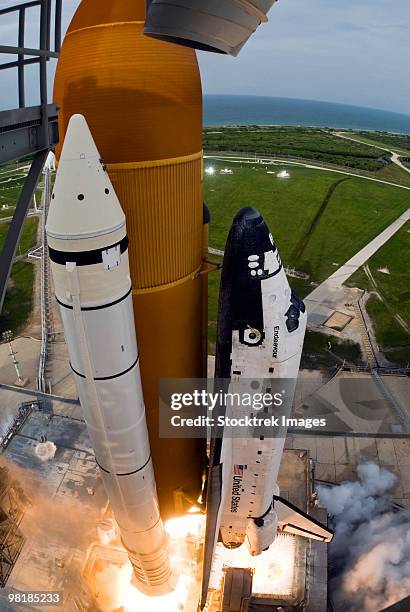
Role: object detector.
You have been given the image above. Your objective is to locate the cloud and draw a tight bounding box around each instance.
[0,0,408,115]
[198,0,410,114]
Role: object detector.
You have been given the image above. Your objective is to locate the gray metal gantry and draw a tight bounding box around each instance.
[0,0,62,314]
[0,466,27,588]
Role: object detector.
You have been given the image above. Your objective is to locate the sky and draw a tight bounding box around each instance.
[0,0,409,115]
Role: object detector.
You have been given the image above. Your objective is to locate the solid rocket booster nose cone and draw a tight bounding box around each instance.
[46,114,125,241]
[59,114,100,162]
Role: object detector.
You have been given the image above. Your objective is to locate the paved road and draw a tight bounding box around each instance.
[0,209,41,224]
[205,154,410,191]
[391,152,410,175]
[305,208,410,318]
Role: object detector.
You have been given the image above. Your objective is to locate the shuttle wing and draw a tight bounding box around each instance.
[274,495,333,543]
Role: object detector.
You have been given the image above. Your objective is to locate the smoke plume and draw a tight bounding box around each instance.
[35,441,57,461]
[318,462,410,611]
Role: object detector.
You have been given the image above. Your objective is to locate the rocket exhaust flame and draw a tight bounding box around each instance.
[209,534,297,598]
[46,114,172,595]
[94,511,294,611]
[95,562,191,612]
[94,513,205,611]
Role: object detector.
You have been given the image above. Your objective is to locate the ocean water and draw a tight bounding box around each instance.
[203,95,410,134]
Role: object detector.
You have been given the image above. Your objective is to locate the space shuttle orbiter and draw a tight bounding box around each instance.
[201,207,333,607]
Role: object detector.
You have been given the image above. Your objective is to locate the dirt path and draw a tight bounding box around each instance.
[292,177,351,265]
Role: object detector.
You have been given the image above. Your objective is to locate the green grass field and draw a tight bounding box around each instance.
[206,162,338,259]
[1,262,36,334]
[0,160,40,215]
[0,164,28,203]
[0,218,38,335]
[375,163,410,188]
[207,257,222,348]
[204,126,390,171]
[301,330,362,369]
[347,221,410,366]
[295,176,410,282]
[205,161,410,285]
[0,158,46,335]
[343,131,410,156]
[0,216,38,254]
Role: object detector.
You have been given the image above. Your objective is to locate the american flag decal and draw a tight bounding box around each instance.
[234,464,244,476]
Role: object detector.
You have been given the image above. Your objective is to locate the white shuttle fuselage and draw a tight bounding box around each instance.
[217,207,318,556]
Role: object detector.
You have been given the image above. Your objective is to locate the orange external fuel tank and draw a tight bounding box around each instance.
[54,0,206,518]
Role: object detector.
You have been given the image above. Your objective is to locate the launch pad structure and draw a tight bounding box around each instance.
[0,0,61,314]
[215,448,329,612]
[0,385,329,611]
[0,468,26,589]
[0,3,59,591]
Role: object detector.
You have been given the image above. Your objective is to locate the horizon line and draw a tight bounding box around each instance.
[202,94,410,120]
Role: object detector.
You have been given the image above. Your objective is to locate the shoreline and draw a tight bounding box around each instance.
[203,124,410,136]
[202,94,410,135]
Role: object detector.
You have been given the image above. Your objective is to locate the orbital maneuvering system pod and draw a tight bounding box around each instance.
[46,115,173,595]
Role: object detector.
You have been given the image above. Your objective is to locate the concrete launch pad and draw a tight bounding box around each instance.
[1,367,409,609]
[291,371,410,507]
[0,397,103,610]
[294,371,410,435]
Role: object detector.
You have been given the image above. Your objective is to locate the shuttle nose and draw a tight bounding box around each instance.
[233,206,262,226]
[229,206,277,256]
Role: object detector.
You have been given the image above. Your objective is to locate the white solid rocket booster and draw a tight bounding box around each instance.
[46,114,172,593]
